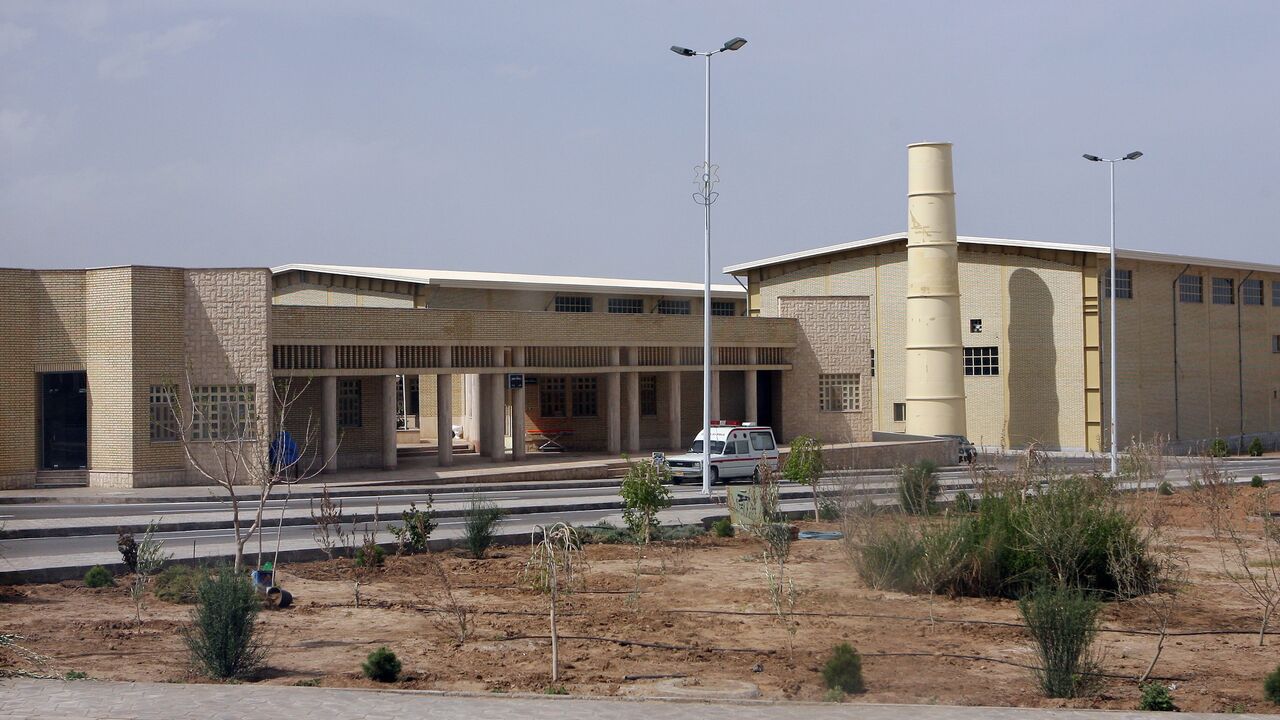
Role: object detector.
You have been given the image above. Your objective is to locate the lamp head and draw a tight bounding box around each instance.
[1124,151,1143,160]
[670,45,696,57]
[722,36,747,51]
[1082,154,1101,162]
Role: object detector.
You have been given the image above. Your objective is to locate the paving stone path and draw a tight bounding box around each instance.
[0,679,1268,719]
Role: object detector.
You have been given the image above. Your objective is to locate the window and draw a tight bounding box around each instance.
[639,375,657,416]
[192,384,255,440]
[1178,274,1203,303]
[710,301,736,317]
[969,319,983,333]
[1273,335,1280,354]
[893,402,907,422]
[148,385,178,441]
[657,299,691,315]
[608,298,643,314]
[571,376,598,417]
[1103,269,1133,299]
[870,349,875,377]
[540,376,566,417]
[750,431,775,451]
[964,346,1000,376]
[818,373,861,412]
[338,379,362,428]
[1213,277,1235,305]
[1242,279,1264,306]
[554,295,593,313]
[1273,281,1280,307]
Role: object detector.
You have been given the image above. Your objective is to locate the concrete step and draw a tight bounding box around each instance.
[396,442,474,458]
[34,470,88,488]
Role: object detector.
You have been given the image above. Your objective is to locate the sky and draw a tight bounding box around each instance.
[2,1,1277,282]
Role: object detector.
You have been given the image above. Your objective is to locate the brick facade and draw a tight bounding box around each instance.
[776,297,873,444]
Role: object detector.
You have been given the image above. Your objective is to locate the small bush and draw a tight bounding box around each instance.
[389,500,436,555]
[544,684,568,695]
[821,643,866,694]
[953,491,975,514]
[853,520,923,592]
[712,517,735,538]
[463,495,505,559]
[578,521,632,544]
[1019,586,1100,698]
[362,646,401,682]
[1265,664,1280,705]
[1209,438,1230,458]
[1138,682,1178,711]
[1252,475,1266,488]
[184,566,265,679]
[1157,481,1174,496]
[154,564,209,604]
[818,498,841,522]
[117,530,138,572]
[898,460,939,515]
[823,687,845,702]
[354,543,386,568]
[63,670,88,680]
[620,458,673,544]
[84,565,114,588]
[1249,438,1265,457]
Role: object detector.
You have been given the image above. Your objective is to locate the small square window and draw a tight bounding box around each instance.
[1242,279,1263,306]
[818,374,861,412]
[555,295,593,313]
[964,346,1000,376]
[607,298,644,314]
[710,301,736,317]
[1103,269,1133,300]
[1212,277,1234,305]
[657,299,691,315]
[893,402,906,423]
[1178,274,1203,303]
[969,319,983,333]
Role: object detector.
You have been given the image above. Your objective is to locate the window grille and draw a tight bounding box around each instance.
[1242,279,1263,306]
[710,301,736,317]
[640,375,658,416]
[1178,275,1203,303]
[554,296,593,313]
[338,379,362,428]
[657,299,691,315]
[608,298,644,314]
[1103,269,1133,299]
[818,373,861,412]
[1213,277,1234,305]
[149,385,179,441]
[571,376,598,417]
[191,385,256,440]
[540,377,566,417]
[964,347,1000,376]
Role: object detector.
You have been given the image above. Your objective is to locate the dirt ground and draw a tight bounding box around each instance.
[5,487,1280,712]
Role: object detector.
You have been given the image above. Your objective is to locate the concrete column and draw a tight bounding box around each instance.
[511,346,526,460]
[321,345,338,474]
[382,345,398,470]
[606,347,621,455]
[710,369,721,422]
[668,371,682,450]
[436,345,453,467]
[744,347,759,425]
[488,345,506,460]
[623,347,640,454]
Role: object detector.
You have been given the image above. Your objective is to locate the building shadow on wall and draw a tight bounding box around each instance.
[1006,269,1060,449]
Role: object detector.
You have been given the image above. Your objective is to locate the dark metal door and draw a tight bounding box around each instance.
[41,372,87,470]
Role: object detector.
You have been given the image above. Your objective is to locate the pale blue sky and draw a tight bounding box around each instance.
[2,1,1277,281]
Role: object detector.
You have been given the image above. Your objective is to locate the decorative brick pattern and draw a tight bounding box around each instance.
[777,297,872,444]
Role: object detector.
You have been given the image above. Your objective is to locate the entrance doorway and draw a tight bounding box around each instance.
[41,372,87,470]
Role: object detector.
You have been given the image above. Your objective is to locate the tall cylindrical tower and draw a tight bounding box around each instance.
[905,142,967,437]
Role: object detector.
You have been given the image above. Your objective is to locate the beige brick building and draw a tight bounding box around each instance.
[728,234,1280,453]
[5,264,876,489]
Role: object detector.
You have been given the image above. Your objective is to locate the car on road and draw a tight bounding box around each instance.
[940,434,977,464]
[665,423,780,484]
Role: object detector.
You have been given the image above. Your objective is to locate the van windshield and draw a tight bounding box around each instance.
[690,440,725,454]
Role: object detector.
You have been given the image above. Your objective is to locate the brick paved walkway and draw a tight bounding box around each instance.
[0,679,1267,719]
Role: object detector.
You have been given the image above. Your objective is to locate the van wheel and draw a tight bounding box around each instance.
[710,467,720,485]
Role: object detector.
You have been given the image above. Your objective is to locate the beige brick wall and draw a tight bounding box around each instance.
[776,296,872,444]
[130,267,186,473]
[0,270,36,485]
[85,267,136,473]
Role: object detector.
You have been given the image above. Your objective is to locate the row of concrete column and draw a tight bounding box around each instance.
[318,344,760,473]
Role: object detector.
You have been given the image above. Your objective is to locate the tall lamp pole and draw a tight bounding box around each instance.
[1083,150,1142,476]
[671,36,747,496]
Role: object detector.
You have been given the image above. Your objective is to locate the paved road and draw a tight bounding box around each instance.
[1,679,1267,720]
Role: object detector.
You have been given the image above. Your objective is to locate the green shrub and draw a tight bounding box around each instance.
[463,495,505,559]
[712,517,735,538]
[1249,438,1265,457]
[1209,438,1230,458]
[898,460,939,515]
[544,684,568,695]
[1157,481,1174,496]
[1019,586,1100,698]
[1253,476,1266,488]
[154,564,209,604]
[652,523,704,542]
[854,520,923,592]
[821,643,866,694]
[1138,682,1178,711]
[354,543,386,568]
[183,566,265,679]
[1265,665,1280,705]
[953,491,975,514]
[620,458,673,544]
[783,435,826,521]
[84,565,114,588]
[389,500,436,554]
[362,646,401,682]
[63,670,88,680]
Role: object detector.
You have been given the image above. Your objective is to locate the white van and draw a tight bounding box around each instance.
[665,423,780,484]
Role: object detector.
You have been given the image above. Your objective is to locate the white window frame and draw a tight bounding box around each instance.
[554,295,593,313]
[607,297,644,314]
[657,299,691,315]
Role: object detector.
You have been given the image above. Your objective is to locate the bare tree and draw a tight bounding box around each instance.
[310,485,349,560]
[523,523,585,683]
[164,375,334,573]
[421,554,472,645]
[130,520,171,624]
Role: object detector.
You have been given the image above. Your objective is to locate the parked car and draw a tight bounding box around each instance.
[666,423,780,484]
[940,434,977,464]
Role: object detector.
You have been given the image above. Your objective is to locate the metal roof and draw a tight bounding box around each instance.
[723,233,1280,276]
[272,264,745,298]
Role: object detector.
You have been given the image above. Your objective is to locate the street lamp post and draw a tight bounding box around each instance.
[1083,150,1142,476]
[671,37,747,496]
